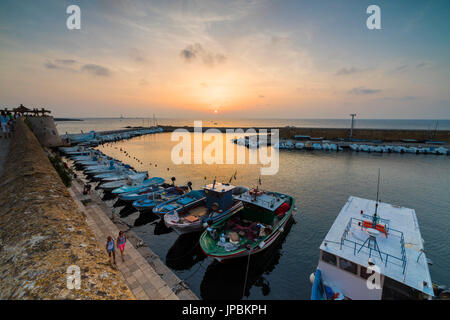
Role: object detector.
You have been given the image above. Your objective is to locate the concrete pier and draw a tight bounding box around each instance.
[69,178,198,300]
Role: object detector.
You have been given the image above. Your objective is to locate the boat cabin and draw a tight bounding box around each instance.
[313,196,434,300]
[204,183,236,213]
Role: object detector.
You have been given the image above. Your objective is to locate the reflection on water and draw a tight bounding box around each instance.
[200,217,295,300]
[166,232,207,271]
[56,118,450,134]
[96,132,450,299]
[154,219,173,235]
[134,212,159,227]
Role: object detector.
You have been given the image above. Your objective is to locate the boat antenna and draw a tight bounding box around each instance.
[373,168,381,227]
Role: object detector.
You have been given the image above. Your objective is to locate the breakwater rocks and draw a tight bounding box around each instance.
[0,119,134,299]
[160,125,449,143]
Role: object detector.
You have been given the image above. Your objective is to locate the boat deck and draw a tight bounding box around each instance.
[321,196,433,296]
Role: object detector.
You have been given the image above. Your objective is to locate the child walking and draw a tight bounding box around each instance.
[106,236,116,265]
[117,231,127,262]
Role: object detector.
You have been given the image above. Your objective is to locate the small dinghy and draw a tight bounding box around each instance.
[111,176,165,195]
[199,188,295,261]
[158,183,244,235]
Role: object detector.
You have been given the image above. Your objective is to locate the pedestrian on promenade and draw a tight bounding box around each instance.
[1,111,9,139]
[117,231,127,262]
[106,236,116,265]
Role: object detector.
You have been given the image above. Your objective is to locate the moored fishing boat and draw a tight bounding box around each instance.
[132,187,187,214]
[199,188,295,261]
[111,176,165,195]
[157,183,244,235]
[119,184,185,202]
[310,196,434,300]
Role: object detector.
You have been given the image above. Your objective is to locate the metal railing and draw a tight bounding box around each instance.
[338,217,407,274]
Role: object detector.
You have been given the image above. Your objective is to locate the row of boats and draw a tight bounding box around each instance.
[59,144,447,300]
[233,137,449,154]
[59,147,297,263]
[277,140,448,154]
[61,127,163,146]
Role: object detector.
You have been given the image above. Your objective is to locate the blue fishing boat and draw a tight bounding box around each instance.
[157,183,244,235]
[111,177,165,195]
[119,185,185,202]
[132,187,186,214]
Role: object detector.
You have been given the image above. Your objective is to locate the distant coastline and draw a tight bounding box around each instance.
[54,118,84,121]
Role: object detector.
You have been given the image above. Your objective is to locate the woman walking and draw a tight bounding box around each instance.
[117,231,127,262]
[106,236,116,265]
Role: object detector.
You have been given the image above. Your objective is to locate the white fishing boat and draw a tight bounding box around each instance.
[311,196,434,300]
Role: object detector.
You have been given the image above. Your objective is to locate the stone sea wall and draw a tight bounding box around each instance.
[0,119,134,299]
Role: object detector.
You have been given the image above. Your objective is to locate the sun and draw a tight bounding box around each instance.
[213,109,219,114]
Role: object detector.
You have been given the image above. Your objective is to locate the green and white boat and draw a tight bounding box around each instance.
[199,188,295,262]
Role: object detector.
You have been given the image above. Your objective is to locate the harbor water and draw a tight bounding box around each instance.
[84,129,450,300]
[56,118,450,134]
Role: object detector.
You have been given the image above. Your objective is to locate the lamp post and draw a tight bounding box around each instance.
[349,114,356,141]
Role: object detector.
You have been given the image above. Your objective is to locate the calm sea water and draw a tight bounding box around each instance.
[94,132,450,300]
[56,118,450,134]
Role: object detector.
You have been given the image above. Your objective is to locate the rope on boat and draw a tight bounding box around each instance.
[242,245,253,299]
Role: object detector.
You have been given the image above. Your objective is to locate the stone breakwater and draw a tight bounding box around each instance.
[160,125,450,143]
[0,119,134,299]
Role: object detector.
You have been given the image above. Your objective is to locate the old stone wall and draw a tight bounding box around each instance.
[0,119,134,299]
[26,116,63,147]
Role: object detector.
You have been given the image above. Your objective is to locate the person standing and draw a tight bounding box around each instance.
[117,231,127,262]
[1,111,9,139]
[6,112,12,138]
[106,236,116,265]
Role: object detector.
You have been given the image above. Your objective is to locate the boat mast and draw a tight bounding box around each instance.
[373,168,381,227]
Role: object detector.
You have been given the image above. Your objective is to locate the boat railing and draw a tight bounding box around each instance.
[238,193,276,208]
[339,218,407,274]
[361,213,390,226]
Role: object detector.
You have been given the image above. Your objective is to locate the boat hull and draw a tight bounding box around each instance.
[165,202,244,235]
[201,212,292,262]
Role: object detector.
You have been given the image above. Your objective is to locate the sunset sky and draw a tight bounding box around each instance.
[0,0,449,118]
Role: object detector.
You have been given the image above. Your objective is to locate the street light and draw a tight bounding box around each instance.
[350,114,356,141]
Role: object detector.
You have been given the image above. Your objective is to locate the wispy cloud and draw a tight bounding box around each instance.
[335,67,365,76]
[81,64,111,77]
[180,43,226,67]
[391,64,408,73]
[129,48,149,64]
[55,59,77,65]
[416,61,432,68]
[139,78,148,86]
[348,86,381,95]
[43,59,77,71]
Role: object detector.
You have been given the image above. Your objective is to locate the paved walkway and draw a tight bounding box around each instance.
[69,179,196,300]
[0,138,10,177]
